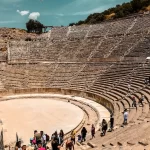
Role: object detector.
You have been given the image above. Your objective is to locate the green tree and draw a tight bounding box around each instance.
[131,0,142,12]
[115,10,125,18]
[77,20,85,25]
[69,23,76,26]
[26,19,44,34]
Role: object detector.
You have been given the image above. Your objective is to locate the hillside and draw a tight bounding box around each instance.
[0,28,36,51]
[70,0,150,26]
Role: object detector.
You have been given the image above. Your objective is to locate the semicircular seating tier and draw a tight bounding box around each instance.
[0,14,150,149]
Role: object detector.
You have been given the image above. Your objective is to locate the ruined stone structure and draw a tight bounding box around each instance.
[1,14,150,149]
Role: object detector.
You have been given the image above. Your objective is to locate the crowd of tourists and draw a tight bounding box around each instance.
[14,111,131,150]
[14,92,147,150]
[15,127,88,150]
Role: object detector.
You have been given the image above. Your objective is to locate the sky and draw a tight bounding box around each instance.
[0,0,131,29]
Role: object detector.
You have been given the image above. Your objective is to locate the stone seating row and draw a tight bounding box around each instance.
[8,15,150,63]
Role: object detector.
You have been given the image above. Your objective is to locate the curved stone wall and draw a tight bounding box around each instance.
[0,91,110,145]
[0,88,113,114]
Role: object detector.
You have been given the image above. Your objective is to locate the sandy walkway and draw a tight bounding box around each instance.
[0,98,84,145]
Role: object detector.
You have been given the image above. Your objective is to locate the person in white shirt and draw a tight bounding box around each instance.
[40,131,46,148]
[128,84,131,93]
[123,109,128,125]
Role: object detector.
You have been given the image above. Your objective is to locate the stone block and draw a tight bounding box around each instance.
[87,142,97,148]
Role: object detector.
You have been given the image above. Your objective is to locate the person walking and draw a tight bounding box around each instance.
[132,97,137,111]
[91,124,95,139]
[59,129,64,145]
[77,134,82,143]
[70,130,76,144]
[123,109,128,125]
[40,131,46,148]
[101,119,108,136]
[81,127,87,142]
[51,131,60,150]
[51,133,55,141]
[139,95,144,107]
[34,130,42,145]
[109,114,114,131]
[66,139,74,150]
[15,140,22,150]
[51,137,59,150]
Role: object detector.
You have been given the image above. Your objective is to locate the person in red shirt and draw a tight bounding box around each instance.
[38,143,46,150]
